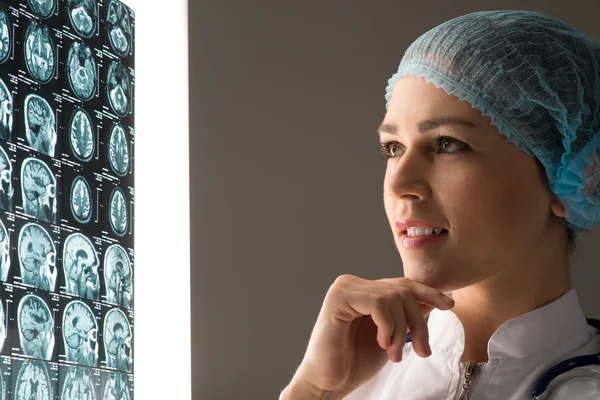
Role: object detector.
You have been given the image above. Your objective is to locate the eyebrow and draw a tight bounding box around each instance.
[377,116,477,137]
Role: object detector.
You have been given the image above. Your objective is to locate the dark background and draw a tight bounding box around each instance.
[188,1,600,398]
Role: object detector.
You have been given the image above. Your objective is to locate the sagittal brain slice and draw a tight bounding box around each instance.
[71,175,92,224]
[0,145,12,212]
[109,123,129,176]
[14,359,52,400]
[106,61,130,117]
[24,94,57,157]
[0,218,9,282]
[109,187,127,237]
[0,363,5,400]
[106,0,131,57]
[62,365,96,400]
[0,5,11,64]
[21,157,57,224]
[0,298,5,354]
[18,222,57,291]
[69,107,95,161]
[67,0,97,39]
[63,300,99,367]
[27,0,55,19]
[17,294,55,360]
[104,244,132,309]
[103,372,130,400]
[0,78,12,142]
[104,308,132,372]
[67,41,97,101]
[24,20,55,83]
[63,233,100,300]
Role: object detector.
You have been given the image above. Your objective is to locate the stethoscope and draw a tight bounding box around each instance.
[405,318,600,399]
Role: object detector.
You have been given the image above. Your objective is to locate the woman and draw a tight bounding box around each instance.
[280,10,600,400]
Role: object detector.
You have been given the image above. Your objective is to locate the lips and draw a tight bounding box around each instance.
[395,219,448,233]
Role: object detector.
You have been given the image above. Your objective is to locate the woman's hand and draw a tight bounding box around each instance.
[284,275,455,399]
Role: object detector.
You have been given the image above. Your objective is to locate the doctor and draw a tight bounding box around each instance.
[280,10,600,400]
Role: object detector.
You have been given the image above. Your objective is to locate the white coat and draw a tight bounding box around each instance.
[343,287,600,399]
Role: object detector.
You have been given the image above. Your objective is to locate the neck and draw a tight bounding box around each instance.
[446,257,571,363]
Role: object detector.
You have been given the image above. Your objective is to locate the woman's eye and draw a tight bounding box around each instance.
[379,135,469,160]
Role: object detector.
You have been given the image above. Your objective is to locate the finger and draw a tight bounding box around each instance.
[378,278,455,310]
[345,293,394,351]
[401,294,431,358]
[386,293,407,363]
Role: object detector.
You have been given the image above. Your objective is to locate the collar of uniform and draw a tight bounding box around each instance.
[426,287,591,360]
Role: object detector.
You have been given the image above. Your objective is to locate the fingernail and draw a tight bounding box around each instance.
[442,295,455,305]
[425,343,432,356]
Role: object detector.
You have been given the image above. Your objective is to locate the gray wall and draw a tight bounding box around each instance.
[188,1,600,399]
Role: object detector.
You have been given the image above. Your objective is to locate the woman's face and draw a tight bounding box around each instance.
[381,75,566,292]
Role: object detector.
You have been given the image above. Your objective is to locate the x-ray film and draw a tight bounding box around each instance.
[1,0,134,397]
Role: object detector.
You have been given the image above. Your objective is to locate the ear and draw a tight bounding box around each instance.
[550,193,566,218]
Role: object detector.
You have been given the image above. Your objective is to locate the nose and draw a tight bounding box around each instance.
[384,148,432,202]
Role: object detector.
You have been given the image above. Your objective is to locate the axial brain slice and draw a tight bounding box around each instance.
[71,176,92,223]
[104,372,130,400]
[27,0,55,19]
[106,0,131,56]
[63,366,96,400]
[0,7,10,64]
[68,0,96,38]
[109,188,127,236]
[15,359,52,400]
[109,124,128,176]
[68,41,97,101]
[70,108,94,161]
[106,61,130,117]
[24,20,55,83]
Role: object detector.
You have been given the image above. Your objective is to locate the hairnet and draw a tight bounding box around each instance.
[384,10,600,235]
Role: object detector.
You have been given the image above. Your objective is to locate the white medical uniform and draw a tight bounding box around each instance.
[343,287,600,399]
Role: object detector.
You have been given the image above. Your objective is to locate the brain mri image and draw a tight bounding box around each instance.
[103,372,130,400]
[24,94,57,157]
[24,20,55,84]
[0,299,5,354]
[18,222,57,291]
[67,41,97,101]
[103,245,131,309]
[108,123,128,176]
[70,176,92,224]
[0,219,9,282]
[0,4,10,64]
[27,0,55,19]
[62,366,96,400]
[0,78,12,142]
[108,188,127,237]
[14,359,52,400]
[106,0,131,57]
[21,157,58,224]
[17,294,55,360]
[106,61,130,117]
[103,308,131,372]
[0,364,5,400]
[0,147,12,212]
[69,108,95,162]
[67,0,97,39]
[63,300,98,367]
[63,233,100,301]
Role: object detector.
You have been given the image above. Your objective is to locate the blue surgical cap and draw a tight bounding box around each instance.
[385,10,600,234]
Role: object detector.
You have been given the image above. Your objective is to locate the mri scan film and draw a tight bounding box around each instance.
[3,0,135,394]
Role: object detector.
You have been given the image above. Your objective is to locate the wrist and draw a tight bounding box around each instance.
[280,379,344,400]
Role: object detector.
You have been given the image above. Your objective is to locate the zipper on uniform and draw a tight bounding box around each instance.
[454,361,487,400]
